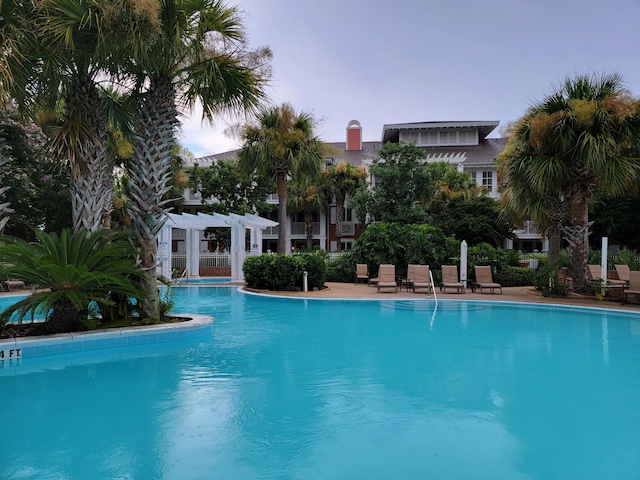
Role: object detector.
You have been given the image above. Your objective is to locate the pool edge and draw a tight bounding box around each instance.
[0,314,214,361]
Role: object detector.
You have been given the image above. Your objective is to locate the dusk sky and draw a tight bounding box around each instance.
[179,0,640,158]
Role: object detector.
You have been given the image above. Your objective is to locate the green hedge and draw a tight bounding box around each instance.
[243,252,327,291]
[493,266,537,287]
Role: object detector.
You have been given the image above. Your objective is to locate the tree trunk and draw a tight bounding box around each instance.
[547,225,562,264]
[335,202,344,252]
[569,185,591,288]
[66,74,110,233]
[277,173,288,254]
[304,210,313,249]
[44,297,80,334]
[130,76,178,321]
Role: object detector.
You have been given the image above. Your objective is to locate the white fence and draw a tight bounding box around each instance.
[171,252,231,269]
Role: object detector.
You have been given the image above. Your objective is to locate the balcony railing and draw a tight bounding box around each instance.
[291,222,320,235]
[339,222,355,236]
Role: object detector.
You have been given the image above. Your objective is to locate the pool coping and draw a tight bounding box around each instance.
[0,314,214,361]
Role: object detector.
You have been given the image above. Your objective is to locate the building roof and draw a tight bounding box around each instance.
[381,121,500,144]
[190,121,506,169]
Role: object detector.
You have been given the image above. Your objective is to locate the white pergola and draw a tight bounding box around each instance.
[156,212,278,282]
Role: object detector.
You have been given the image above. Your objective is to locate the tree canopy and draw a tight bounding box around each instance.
[498,72,640,287]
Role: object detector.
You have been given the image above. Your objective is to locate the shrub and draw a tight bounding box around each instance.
[614,248,640,270]
[298,252,327,289]
[243,253,327,291]
[326,251,357,282]
[534,264,569,297]
[494,266,537,287]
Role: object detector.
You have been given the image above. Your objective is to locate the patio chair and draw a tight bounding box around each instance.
[402,264,417,291]
[474,266,502,294]
[412,265,432,294]
[376,264,398,293]
[623,270,640,304]
[440,265,465,293]
[355,264,369,285]
[4,279,26,291]
[587,264,626,286]
[614,264,631,286]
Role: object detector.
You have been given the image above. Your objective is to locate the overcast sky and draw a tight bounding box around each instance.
[178,0,640,158]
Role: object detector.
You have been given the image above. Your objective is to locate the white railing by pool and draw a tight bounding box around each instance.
[172,252,231,269]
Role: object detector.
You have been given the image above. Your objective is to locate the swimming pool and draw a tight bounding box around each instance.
[1,286,639,479]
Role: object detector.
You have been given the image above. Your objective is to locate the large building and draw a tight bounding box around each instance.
[177,119,545,254]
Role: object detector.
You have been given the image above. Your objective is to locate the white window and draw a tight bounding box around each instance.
[482,171,493,192]
[344,208,353,222]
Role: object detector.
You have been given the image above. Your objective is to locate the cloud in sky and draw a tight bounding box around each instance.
[178,0,640,158]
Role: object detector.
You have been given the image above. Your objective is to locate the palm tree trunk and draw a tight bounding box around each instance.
[547,225,562,264]
[66,73,110,233]
[277,173,288,254]
[130,76,177,320]
[568,185,591,288]
[335,202,344,252]
[304,211,313,248]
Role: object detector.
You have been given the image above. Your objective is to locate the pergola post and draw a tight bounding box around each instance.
[156,223,173,280]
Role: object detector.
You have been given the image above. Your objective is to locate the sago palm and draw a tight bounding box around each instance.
[498,72,640,287]
[0,228,144,334]
[238,103,324,254]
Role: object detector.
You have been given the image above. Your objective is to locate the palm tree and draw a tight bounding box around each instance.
[498,73,640,287]
[0,228,144,334]
[120,0,270,320]
[238,103,324,254]
[21,0,134,232]
[287,176,326,249]
[323,161,367,252]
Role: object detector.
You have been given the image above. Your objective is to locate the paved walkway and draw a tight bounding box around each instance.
[248,282,640,312]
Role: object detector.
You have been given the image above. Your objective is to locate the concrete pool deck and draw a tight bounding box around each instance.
[3,281,639,312]
[246,281,640,312]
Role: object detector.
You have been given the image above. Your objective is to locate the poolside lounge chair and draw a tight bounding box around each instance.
[623,270,640,304]
[587,264,626,286]
[440,265,465,293]
[402,264,417,291]
[355,264,369,285]
[614,264,631,286]
[474,266,502,294]
[376,264,398,293]
[412,265,432,294]
[4,279,26,291]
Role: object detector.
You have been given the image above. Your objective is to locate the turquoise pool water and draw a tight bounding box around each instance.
[1,286,640,479]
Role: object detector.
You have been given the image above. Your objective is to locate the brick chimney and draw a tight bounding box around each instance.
[346,120,362,151]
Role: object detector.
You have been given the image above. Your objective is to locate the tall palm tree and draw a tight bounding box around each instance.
[323,161,367,252]
[238,103,324,254]
[498,73,640,287]
[123,0,270,319]
[287,176,326,249]
[23,0,121,232]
